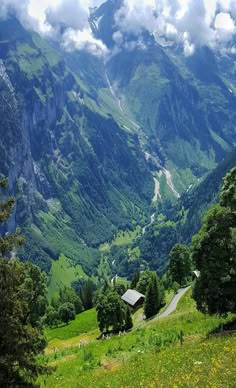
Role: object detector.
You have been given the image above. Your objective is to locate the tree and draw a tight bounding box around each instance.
[0,179,48,385]
[114,283,126,296]
[220,166,236,210]
[53,286,83,315]
[124,304,133,330]
[81,279,94,310]
[136,271,153,294]
[58,303,76,324]
[45,305,59,327]
[144,273,162,319]
[130,271,140,289]
[0,178,24,257]
[192,167,236,315]
[96,287,126,333]
[168,244,192,286]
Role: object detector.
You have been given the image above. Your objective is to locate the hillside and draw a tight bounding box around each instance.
[0,18,153,274]
[1,2,236,387]
[135,148,236,273]
[0,1,236,280]
[91,1,236,193]
[38,289,236,387]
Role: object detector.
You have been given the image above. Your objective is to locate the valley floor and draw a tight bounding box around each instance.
[39,289,236,387]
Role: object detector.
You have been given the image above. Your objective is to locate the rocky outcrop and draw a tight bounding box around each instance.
[0,19,153,272]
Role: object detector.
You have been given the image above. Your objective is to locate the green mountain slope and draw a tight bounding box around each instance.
[0,19,153,273]
[137,148,236,273]
[1,1,236,280]
[91,2,236,192]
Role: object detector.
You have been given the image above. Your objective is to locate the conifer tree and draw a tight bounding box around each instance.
[82,279,94,310]
[131,271,140,289]
[124,304,133,330]
[144,273,161,319]
[0,178,48,385]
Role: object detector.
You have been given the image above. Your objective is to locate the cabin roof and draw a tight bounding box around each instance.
[121,289,145,306]
[192,270,200,278]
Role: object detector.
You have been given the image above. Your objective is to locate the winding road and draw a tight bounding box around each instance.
[157,286,191,319]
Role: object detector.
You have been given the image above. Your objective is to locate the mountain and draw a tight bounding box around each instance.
[0,0,236,279]
[91,1,236,194]
[136,148,236,274]
[0,18,153,273]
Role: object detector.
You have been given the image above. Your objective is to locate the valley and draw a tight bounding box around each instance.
[1,9,236,279]
[0,0,236,386]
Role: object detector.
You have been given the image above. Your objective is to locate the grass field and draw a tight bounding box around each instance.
[46,308,98,343]
[39,289,236,387]
[99,227,141,253]
[47,254,88,299]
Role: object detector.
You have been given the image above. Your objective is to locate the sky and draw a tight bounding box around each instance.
[0,0,236,57]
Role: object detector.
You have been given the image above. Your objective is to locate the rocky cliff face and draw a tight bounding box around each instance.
[0,19,153,273]
[1,2,236,276]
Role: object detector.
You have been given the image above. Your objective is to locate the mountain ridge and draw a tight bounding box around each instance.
[0,18,153,273]
[0,0,236,277]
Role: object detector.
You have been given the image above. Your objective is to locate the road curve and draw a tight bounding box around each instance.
[157,286,191,319]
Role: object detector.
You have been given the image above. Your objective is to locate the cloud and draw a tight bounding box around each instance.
[215,12,235,31]
[0,0,108,57]
[0,0,33,29]
[45,0,90,31]
[0,0,236,58]
[62,28,109,57]
[114,0,236,56]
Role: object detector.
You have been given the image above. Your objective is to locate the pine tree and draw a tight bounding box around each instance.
[0,178,48,385]
[124,304,133,330]
[144,273,161,319]
[82,279,94,310]
[131,271,140,289]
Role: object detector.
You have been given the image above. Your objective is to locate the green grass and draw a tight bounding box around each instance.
[48,254,87,300]
[82,335,236,387]
[99,227,141,253]
[39,289,236,387]
[112,227,141,247]
[46,308,98,342]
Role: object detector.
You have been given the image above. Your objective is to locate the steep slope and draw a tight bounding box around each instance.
[137,148,236,273]
[0,19,153,273]
[91,1,236,193]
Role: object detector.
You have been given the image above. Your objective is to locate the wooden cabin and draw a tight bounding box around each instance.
[121,289,145,310]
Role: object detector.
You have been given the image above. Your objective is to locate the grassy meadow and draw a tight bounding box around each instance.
[47,254,88,299]
[39,289,236,387]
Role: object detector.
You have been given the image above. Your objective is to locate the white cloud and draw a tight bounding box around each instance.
[62,28,109,57]
[114,0,236,56]
[215,12,235,31]
[1,0,236,57]
[0,0,107,57]
[0,0,32,28]
[183,39,195,57]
